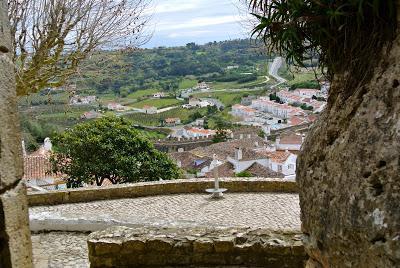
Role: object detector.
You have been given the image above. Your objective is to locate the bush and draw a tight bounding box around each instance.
[50,116,182,187]
[235,171,252,177]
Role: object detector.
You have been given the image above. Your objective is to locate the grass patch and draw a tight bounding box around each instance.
[127,88,160,99]
[210,76,269,90]
[136,128,167,140]
[130,98,183,109]
[124,107,207,126]
[192,90,265,107]
[179,78,197,89]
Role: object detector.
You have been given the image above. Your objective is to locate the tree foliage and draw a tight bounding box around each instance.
[49,116,181,187]
[249,0,397,91]
[8,0,151,96]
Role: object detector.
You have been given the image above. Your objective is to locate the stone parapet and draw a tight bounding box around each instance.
[87,226,306,267]
[28,178,298,207]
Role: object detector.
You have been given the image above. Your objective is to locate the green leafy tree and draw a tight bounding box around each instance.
[49,116,181,188]
[213,128,228,143]
[235,171,253,177]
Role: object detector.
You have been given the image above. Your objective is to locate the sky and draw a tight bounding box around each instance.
[144,0,251,48]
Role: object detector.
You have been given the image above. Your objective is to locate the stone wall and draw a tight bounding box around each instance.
[88,226,307,267]
[0,1,33,266]
[28,178,297,206]
[297,3,400,267]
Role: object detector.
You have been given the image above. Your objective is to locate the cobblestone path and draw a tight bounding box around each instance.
[30,193,300,230]
[32,232,88,268]
[31,193,300,267]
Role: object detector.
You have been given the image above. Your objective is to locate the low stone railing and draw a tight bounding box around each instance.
[88,226,306,268]
[28,178,298,207]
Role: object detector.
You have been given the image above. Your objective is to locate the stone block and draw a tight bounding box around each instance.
[87,226,305,267]
[94,240,122,256]
[1,180,32,267]
[121,239,145,253]
[213,236,235,253]
[193,238,214,253]
[146,238,173,252]
[142,253,167,266]
[166,253,191,265]
[172,240,193,254]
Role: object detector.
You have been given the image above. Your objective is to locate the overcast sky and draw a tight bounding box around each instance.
[144,0,250,48]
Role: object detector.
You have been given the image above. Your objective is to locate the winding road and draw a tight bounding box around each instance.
[268,56,287,88]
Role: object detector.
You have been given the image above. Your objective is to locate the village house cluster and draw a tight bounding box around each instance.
[231,87,327,132]
[169,129,303,180]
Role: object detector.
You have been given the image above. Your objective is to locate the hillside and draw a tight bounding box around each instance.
[76,39,273,95]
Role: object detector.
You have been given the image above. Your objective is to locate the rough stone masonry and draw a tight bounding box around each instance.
[297,2,400,268]
[0,0,33,267]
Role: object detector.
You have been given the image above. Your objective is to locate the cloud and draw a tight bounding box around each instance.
[150,0,201,14]
[167,30,213,38]
[159,15,242,31]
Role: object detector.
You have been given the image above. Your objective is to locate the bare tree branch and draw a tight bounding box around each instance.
[8,0,152,96]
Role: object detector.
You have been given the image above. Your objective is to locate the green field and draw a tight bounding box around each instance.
[124,107,207,126]
[286,70,320,86]
[192,89,265,107]
[210,75,270,90]
[179,78,197,89]
[127,88,160,99]
[130,98,183,109]
[136,128,167,139]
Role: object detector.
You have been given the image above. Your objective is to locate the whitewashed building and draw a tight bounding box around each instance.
[232,104,257,118]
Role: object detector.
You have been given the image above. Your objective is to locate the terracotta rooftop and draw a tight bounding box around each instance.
[206,161,284,178]
[23,156,52,180]
[187,128,215,135]
[258,150,292,163]
[169,151,212,171]
[191,137,265,160]
[228,148,267,161]
[246,163,285,178]
[279,133,303,145]
[205,162,235,178]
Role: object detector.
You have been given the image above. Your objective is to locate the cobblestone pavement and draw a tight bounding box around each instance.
[32,232,89,268]
[31,193,300,267]
[30,193,300,230]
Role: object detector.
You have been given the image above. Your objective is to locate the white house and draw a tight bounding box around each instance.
[70,95,97,105]
[227,148,269,173]
[143,105,157,114]
[275,133,304,151]
[231,104,256,118]
[107,102,128,111]
[185,127,216,138]
[294,88,320,98]
[196,82,210,91]
[276,90,303,104]
[164,117,181,126]
[153,92,166,98]
[187,98,213,108]
[189,98,201,107]
[193,118,205,127]
[259,150,297,176]
[251,99,296,118]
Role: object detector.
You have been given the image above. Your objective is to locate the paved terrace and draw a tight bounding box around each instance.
[29,179,300,267]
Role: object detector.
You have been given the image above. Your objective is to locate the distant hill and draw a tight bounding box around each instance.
[76,39,274,95]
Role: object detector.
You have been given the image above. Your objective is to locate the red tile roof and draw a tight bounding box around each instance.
[23,156,56,180]
[258,150,291,163]
[279,133,303,145]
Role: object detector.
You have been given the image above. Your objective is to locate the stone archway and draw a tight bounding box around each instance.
[0,1,33,267]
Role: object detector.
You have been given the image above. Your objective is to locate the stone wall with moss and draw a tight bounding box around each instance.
[88,226,306,268]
